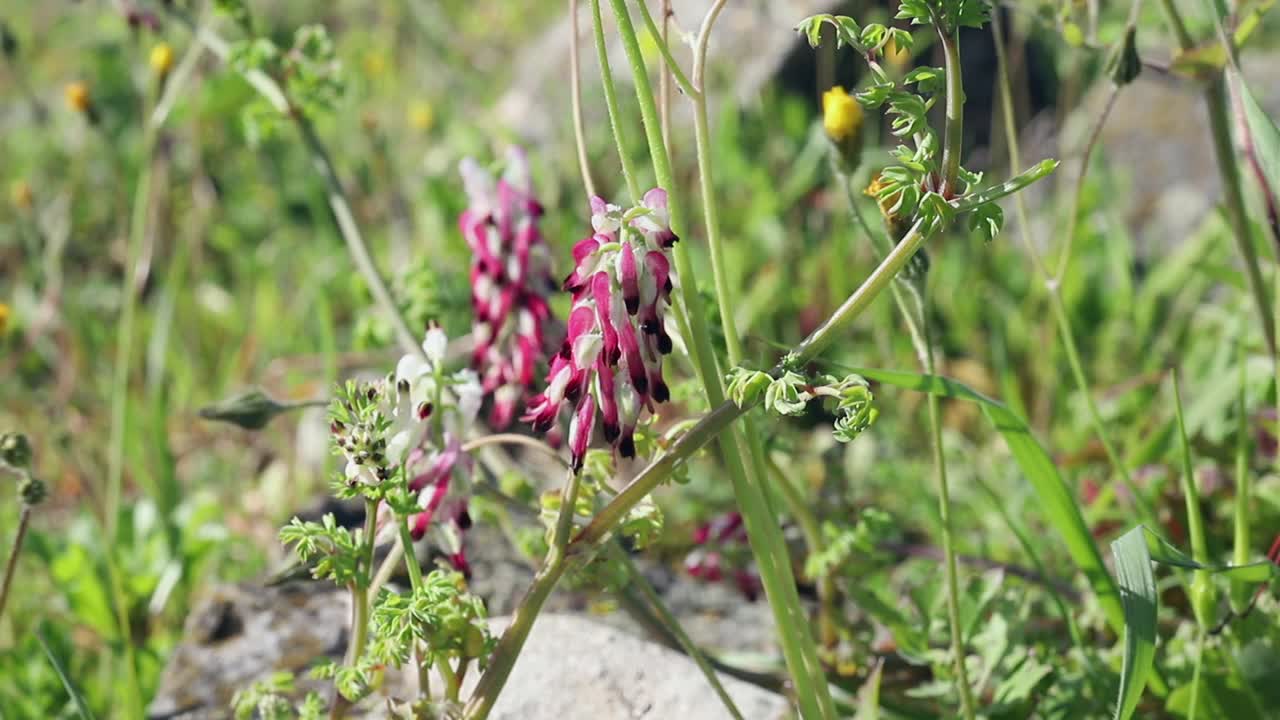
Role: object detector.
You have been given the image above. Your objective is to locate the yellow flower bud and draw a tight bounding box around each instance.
[823,86,863,172]
[150,43,174,76]
[64,82,91,114]
[0,302,10,335]
[408,100,434,132]
[9,180,32,211]
[822,86,862,144]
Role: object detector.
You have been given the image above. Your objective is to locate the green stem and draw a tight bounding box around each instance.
[589,0,641,202]
[765,455,837,650]
[608,3,835,716]
[989,13,1154,528]
[0,504,32,625]
[1188,626,1206,720]
[634,0,697,98]
[1158,0,1274,355]
[924,316,977,720]
[170,11,422,358]
[580,217,936,549]
[102,85,156,720]
[938,30,964,194]
[610,545,745,720]
[1232,347,1252,610]
[569,0,597,198]
[332,499,380,720]
[463,469,582,719]
[1049,292,1156,524]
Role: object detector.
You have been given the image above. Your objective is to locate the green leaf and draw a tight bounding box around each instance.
[1112,526,1157,720]
[969,202,1004,243]
[855,659,883,719]
[1228,67,1280,230]
[35,626,96,720]
[846,367,1125,633]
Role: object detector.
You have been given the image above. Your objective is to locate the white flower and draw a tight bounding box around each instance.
[423,327,449,366]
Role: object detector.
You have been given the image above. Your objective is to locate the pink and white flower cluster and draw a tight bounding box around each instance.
[524,189,679,471]
[459,147,556,430]
[684,511,763,601]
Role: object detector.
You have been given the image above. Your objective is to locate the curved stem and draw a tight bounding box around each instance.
[0,505,32,625]
[990,13,1154,527]
[461,434,568,468]
[169,11,421,357]
[610,544,745,720]
[609,4,835,715]
[569,0,597,197]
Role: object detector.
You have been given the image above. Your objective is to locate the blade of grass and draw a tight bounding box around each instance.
[1111,526,1157,720]
[35,625,96,720]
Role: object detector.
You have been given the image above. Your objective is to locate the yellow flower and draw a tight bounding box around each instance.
[9,180,32,211]
[64,82,91,114]
[822,86,862,144]
[408,100,434,132]
[865,172,903,232]
[150,43,174,76]
[0,303,9,335]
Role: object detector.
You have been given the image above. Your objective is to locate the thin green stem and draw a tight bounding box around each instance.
[1049,292,1156,523]
[1158,0,1274,355]
[0,504,32,625]
[398,517,425,593]
[765,455,838,650]
[590,0,641,202]
[569,0,597,197]
[461,434,567,468]
[938,31,964,194]
[610,545,745,720]
[170,11,422,358]
[1232,347,1252,609]
[609,4,836,714]
[580,217,937,549]
[101,83,157,720]
[924,317,977,720]
[990,13,1154,527]
[634,0,697,98]
[463,469,581,719]
[1188,627,1206,720]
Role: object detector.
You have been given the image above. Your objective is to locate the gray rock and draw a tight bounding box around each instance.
[474,614,789,720]
[1023,52,1280,252]
[149,583,787,719]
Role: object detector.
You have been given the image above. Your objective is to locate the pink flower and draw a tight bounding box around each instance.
[460,147,556,429]
[524,189,679,469]
[684,512,760,602]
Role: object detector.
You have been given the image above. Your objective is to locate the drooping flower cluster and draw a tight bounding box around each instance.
[330,327,483,574]
[523,189,679,470]
[684,512,762,601]
[459,148,557,429]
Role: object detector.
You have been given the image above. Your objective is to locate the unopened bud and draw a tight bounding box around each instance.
[150,43,174,77]
[0,432,32,469]
[19,475,47,506]
[822,86,863,173]
[1106,27,1142,87]
[64,82,92,115]
[197,388,288,430]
